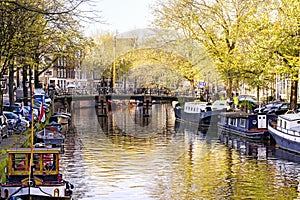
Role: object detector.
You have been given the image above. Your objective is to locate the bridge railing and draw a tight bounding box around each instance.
[55,87,196,98]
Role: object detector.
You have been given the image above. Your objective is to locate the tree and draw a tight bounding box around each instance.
[0,0,95,110]
[152,0,271,98]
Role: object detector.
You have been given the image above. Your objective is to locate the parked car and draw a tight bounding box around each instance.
[267,102,290,115]
[262,101,285,114]
[3,111,20,134]
[3,111,29,134]
[3,104,22,116]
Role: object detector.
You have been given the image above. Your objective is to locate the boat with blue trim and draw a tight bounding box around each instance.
[218,112,277,139]
[268,112,300,153]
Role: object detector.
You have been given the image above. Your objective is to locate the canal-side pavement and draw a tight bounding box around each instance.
[0,133,30,160]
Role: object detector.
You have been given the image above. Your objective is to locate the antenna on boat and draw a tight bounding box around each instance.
[28,76,35,193]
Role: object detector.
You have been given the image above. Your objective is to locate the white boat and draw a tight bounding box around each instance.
[268,112,300,153]
[174,101,221,127]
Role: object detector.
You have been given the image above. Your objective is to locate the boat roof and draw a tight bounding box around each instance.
[279,113,300,121]
[219,112,257,118]
[7,148,61,154]
[185,101,208,105]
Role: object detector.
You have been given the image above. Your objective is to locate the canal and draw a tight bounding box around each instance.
[60,101,300,200]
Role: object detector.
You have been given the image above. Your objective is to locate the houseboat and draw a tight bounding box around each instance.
[218,112,277,139]
[174,101,220,127]
[0,148,73,200]
[268,112,300,153]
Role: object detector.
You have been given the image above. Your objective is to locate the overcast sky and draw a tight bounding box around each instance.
[83,0,154,36]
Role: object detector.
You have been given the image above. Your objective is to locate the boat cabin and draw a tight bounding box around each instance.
[219,112,276,132]
[1,148,73,199]
[276,113,300,131]
[184,102,211,113]
[5,148,61,185]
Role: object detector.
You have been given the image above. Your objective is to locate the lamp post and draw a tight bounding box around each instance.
[112,34,116,91]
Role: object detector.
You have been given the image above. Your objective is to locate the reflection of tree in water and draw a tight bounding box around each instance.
[97,104,176,147]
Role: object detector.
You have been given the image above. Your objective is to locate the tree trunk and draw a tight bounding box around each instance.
[23,65,29,106]
[256,85,260,104]
[9,63,15,106]
[290,77,298,110]
[226,78,233,99]
[0,88,3,115]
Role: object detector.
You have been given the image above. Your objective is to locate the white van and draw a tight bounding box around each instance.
[211,100,230,111]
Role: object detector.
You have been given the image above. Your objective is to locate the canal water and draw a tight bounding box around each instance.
[60,101,300,200]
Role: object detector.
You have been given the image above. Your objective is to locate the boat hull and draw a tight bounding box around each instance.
[218,113,276,140]
[218,125,269,140]
[268,125,300,153]
[174,106,220,127]
[1,184,72,200]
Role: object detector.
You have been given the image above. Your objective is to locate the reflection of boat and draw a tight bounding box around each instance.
[219,132,269,160]
[0,148,73,199]
[34,127,65,148]
[173,101,220,127]
[272,148,300,163]
[175,119,219,143]
[218,112,276,139]
[268,112,300,153]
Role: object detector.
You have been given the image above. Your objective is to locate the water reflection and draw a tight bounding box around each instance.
[59,102,300,200]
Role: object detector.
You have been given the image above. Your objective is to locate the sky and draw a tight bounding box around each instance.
[83,0,154,36]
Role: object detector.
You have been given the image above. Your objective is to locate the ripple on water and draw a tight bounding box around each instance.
[59,104,300,200]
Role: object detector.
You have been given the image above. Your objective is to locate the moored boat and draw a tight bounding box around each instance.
[268,112,300,153]
[218,112,277,139]
[173,101,220,127]
[34,127,65,148]
[49,114,71,133]
[0,148,73,200]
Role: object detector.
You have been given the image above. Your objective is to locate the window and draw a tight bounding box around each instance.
[233,119,237,126]
[32,154,41,171]
[240,119,246,128]
[12,153,26,171]
[43,153,56,171]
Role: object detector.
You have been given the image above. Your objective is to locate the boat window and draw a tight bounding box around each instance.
[12,153,27,171]
[43,153,56,171]
[297,121,300,124]
[284,121,287,129]
[240,119,246,128]
[279,119,282,127]
[229,118,233,125]
[32,153,41,171]
[234,119,238,126]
